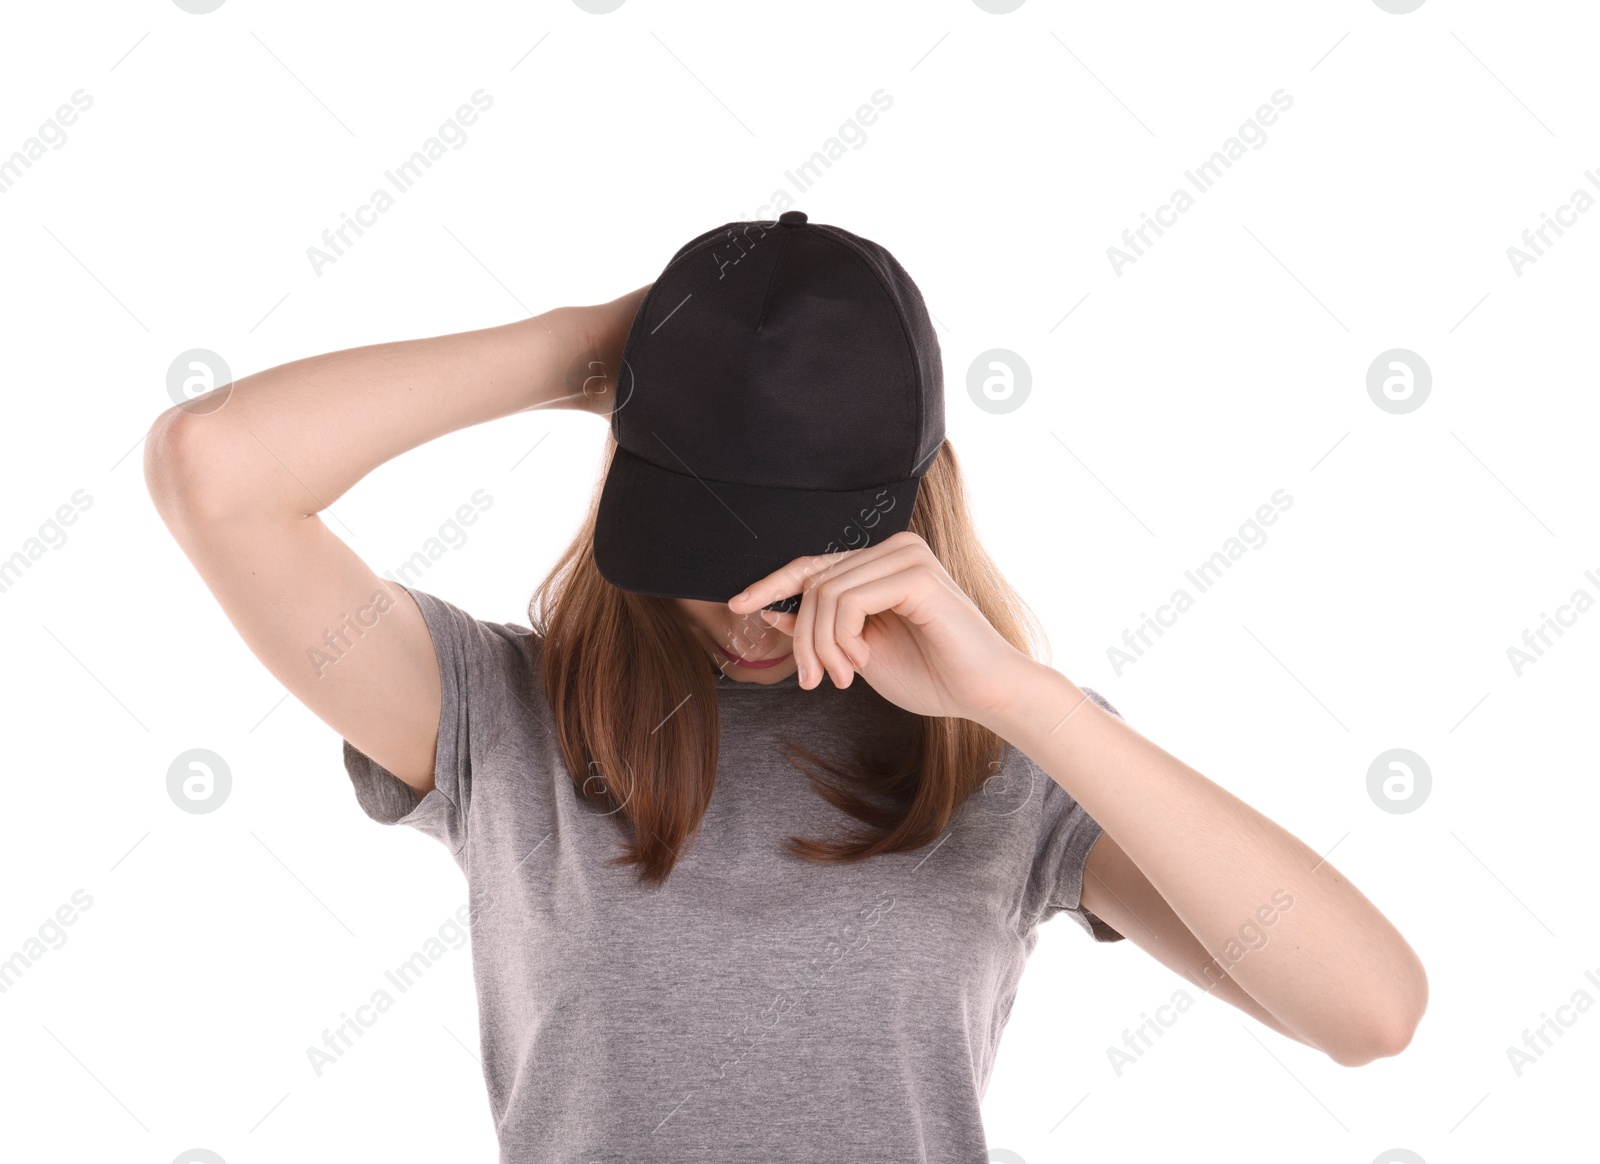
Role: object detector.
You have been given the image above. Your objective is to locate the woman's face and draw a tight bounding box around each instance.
[672,598,798,684]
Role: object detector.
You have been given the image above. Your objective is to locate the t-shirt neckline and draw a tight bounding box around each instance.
[712,665,803,691]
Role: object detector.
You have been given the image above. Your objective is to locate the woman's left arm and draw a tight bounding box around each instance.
[731,530,1429,1069]
[978,662,1429,1067]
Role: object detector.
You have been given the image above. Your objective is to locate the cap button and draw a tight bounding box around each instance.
[778,210,807,229]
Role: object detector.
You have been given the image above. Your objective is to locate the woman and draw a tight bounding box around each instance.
[144,214,1427,1162]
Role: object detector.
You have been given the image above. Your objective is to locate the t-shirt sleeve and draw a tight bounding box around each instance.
[340,584,544,859]
[1025,685,1127,943]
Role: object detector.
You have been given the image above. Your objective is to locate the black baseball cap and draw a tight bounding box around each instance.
[593,210,944,612]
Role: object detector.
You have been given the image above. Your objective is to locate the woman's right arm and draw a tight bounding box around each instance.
[143,288,648,795]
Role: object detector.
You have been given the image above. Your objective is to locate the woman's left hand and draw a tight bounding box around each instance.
[726,530,1032,722]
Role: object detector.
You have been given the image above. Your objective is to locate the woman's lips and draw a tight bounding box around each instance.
[715,642,793,670]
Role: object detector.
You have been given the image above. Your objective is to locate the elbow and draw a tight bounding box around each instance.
[144,404,198,514]
[1328,961,1429,1067]
[1327,1015,1419,1067]
[142,403,250,525]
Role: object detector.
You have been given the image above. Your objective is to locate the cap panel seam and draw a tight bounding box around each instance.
[753,227,793,333]
[810,224,921,479]
[619,221,767,445]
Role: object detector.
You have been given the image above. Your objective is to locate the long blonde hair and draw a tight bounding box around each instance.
[529,435,1045,883]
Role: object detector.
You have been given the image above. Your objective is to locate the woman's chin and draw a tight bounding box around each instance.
[718,656,797,683]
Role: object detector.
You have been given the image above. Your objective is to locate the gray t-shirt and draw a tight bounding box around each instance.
[343,585,1124,1163]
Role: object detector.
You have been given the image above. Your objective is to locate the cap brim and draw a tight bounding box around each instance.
[593,444,922,604]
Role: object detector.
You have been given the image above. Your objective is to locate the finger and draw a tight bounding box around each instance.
[837,568,935,658]
[810,589,857,690]
[791,563,865,691]
[802,569,858,690]
[792,545,920,689]
[736,536,926,687]
[818,571,935,704]
[788,569,828,689]
[758,609,797,637]
[807,554,899,686]
[724,608,785,669]
[743,551,862,689]
[726,544,887,614]
[807,544,927,670]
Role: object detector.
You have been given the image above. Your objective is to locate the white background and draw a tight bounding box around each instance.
[1,1,1595,1161]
